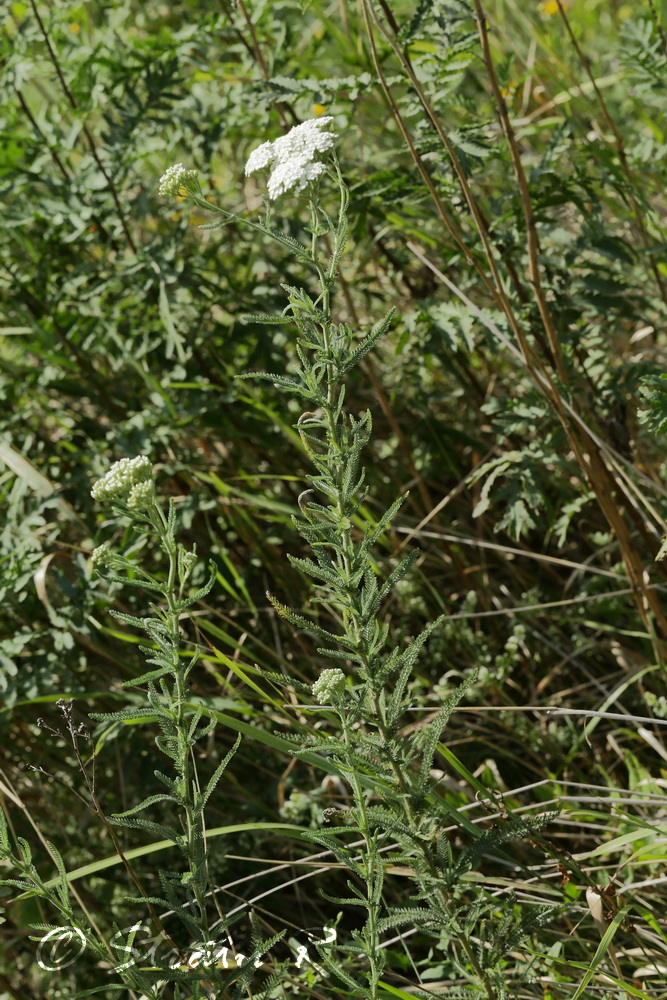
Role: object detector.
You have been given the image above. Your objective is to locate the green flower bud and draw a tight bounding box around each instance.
[127,479,157,511]
[180,546,197,580]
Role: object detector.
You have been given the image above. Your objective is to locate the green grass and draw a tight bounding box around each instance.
[1,0,667,997]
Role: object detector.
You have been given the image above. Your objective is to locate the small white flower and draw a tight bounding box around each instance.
[312,668,346,705]
[158,163,198,198]
[91,456,153,504]
[245,117,337,200]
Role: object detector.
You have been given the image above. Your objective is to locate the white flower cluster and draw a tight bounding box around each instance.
[91,456,153,504]
[158,163,198,198]
[312,668,346,705]
[90,541,114,568]
[245,117,337,200]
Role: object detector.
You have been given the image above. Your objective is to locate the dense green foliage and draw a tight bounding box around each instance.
[2,0,667,997]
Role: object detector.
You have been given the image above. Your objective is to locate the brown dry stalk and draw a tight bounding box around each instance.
[360,0,502,306]
[406,239,667,644]
[471,0,667,639]
[470,0,567,382]
[216,0,296,130]
[645,0,667,60]
[363,0,667,639]
[364,0,553,364]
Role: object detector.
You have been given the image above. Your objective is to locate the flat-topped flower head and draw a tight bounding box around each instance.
[271,117,336,163]
[159,163,198,198]
[245,117,337,200]
[91,456,153,504]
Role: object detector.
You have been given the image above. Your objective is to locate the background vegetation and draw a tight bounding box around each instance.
[2,0,667,996]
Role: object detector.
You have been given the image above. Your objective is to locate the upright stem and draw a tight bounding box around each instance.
[309,186,497,1000]
[340,712,381,997]
[155,507,210,941]
[310,196,382,997]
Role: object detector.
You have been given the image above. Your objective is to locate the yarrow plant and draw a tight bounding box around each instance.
[88,459,285,994]
[0,118,559,1000]
[0,456,285,999]
[153,118,561,1000]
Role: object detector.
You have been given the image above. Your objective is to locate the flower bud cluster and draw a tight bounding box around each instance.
[312,668,346,705]
[180,547,197,578]
[245,117,337,200]
[158,163,198,198]
[91,456,153,504]
[127,479,157,511]
[91,541,114,568]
